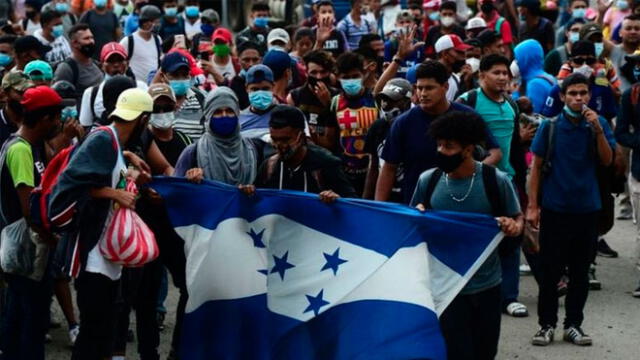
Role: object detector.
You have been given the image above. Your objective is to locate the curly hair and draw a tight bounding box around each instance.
[429,111,487,146]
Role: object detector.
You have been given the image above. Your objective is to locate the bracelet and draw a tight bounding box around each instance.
[392,57,402,64]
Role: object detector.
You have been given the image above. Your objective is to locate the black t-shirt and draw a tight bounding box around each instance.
[364,118,404,203]
[155,130,191,167]
[321,29,347,58]
[519,17,555,55]
[230,75,249,111]
[291,84,340,153]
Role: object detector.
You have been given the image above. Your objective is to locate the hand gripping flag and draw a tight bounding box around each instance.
[151,177,504,360]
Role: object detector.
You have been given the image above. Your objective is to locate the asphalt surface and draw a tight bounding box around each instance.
[46,207,640,360]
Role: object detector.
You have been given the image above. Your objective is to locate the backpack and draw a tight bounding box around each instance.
[63,57,101,90]
[127,33,162,70]
[29,127,117,233]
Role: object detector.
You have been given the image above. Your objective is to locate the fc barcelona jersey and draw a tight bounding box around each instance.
[333,93,378,175]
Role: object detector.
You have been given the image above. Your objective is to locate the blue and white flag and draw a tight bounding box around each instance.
[151,178,504,360]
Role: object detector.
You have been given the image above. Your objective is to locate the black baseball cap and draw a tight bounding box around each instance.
[14,35,51,57]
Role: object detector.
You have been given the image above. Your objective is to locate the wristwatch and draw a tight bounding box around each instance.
[392,57,402,65]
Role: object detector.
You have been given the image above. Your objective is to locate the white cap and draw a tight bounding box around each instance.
[267,28,290,46]
[466,17,487,30]
[434,34,471,54]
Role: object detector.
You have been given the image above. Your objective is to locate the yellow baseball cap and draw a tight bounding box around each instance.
[110,88,153,121]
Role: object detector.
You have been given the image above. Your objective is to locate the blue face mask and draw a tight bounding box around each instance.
[201,23,214,36]
[165,7,178,17]
[618,0,629,10]
[62,106,78,121]
[572,8,586,19]
[254,17,269,28]
[249,90,273,111]
[340,78,363,96]
[52,24,64,38]
[0,53,13,67]
[569,32,580,43]
[169,79,191,96]
[55,2,69,13]
[209,115,238,136]
[185,6,199,18]
[563,104,582,118]
[428,12,439,21]
[594,42,604,57]
[94,0,107,8]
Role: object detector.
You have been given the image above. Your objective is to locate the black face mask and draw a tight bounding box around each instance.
[26,10,37,19]
[480,3,494,14]
[79,43,95,57]
[436,151,465,173]
[452,59,466,73]
[307,76,331,88]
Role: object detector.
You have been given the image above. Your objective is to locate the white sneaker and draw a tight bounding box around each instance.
[68,325,80,347]
[519,264,532,275]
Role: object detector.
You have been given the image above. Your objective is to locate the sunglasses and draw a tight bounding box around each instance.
[572,56,597,65]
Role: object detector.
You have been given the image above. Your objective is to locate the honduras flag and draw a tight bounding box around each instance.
[151,177,504,360]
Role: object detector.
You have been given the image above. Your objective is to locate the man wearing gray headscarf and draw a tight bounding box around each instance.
[174,86,264,185]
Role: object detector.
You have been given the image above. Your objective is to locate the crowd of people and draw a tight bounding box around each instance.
[0,0,638,359]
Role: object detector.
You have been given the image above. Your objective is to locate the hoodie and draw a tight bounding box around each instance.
[514,39,556,113]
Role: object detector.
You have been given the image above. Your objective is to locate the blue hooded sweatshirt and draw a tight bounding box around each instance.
[514,40,556,113]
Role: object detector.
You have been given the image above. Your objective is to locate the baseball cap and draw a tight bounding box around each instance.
[246,64,274,84]
[579,22,603,41]
[100,42,127,63]
[110,88,153,121]
[14,35,51,57]
[262,49,292,80]
[139,5,162,23]
[571,40,595,57]
[212,27,232,44]
[376,78,412,102]
[24,60,53,80]
[477,29,500,47]
[423,0,441,9]
[2,71,33,91]
[21,85,62,112]
[148,83,176,102]
[201,9,220,23]
[396,10,413,22]
[435,34,471,53]
[161,52,190,73]
[267,28,290,46]
[51,80,77,107]
[466,17,487,30]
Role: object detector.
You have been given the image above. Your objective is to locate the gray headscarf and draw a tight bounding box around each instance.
[196,87,258,185]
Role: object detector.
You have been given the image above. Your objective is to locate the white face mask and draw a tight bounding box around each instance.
[150,112,175,129]
[440,16,455,27]
[510,60,520,78]
[574,64,594,78]
[466,57,480,73]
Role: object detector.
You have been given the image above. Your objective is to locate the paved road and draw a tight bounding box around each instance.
[46,211,640,359]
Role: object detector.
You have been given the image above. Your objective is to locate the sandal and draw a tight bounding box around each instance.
[505,302,529,317]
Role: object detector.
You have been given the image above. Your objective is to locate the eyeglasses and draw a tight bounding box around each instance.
[572,56,597,65]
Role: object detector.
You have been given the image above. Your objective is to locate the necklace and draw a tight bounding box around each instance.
[444,171,476,202]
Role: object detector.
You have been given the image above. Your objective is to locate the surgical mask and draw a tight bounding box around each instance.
[213,44,230,57]
[209,115,238,136]
[340,78,363,96]
[150,112,175,129]
[254,17,269,28]
[249,90,273,111]
[55,2,69,13]
[510,60,520,78]
[185,6,199,18]
[164,7,178,17]
[574,64,594,78]
[61,106,77,122]
[572,8,586,19]
[466,57,480,73]
[169,79,191,96]
[0,53,12,67]
[52,24,64,38]
[201,23,214,36]
[569,32,580,43]
[94,0,107,8]
[440,16,455,27]
[428,12,439,21]
[563,104,582,118]
[594,42,604,57]
[436,151,465,173]
[617,0,629,10]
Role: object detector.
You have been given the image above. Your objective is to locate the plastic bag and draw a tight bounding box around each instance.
[0,218,34,277]
[99,180,159,267]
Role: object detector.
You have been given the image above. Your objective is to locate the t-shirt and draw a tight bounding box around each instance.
[53,58,104,98]
[79,80,149,127]
[530,113,616,213]
[159,16,186,41]
[317,28,349,57]
[458,89,516,178]
[518,17,555,55]
[119,32,162,83]
[290,84,339,151]
[79,10,120,60]
[154,129,191,166]
[381,103,499,204]
[24,19,41,36]
[212,58,236,81]
[480,12,513,45]
[183,14,201,40]
[173,89,205,142]
[446,74,460,102]
[34,29,72,67]
[0,109,17,146]
[239,106,275,140]
[610,45,632,93]
[410,161,521,294]
[336,13,376,50]
[541,83,618,121]
[364,117,404,203]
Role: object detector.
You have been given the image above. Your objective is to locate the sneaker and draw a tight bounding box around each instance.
[563,326,593,346]
[589,266,602,291]
[616,209,633,220]
[632,286,640,298]
[597,239,618,258]
[68,324,80,347]
[519,264,532,275]
[532,325,555,346]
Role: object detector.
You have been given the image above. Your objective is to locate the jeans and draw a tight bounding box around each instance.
[629,175,640,270]
[537,209,598,328]
[0,273,52,360]
[439,285,502,360]
[500,245,521,306]
[72,271,120,360]
[157,266,168,314]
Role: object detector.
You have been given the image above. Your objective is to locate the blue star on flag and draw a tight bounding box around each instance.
[271,251,295,280]
[304,289,330,316]
[321,248,348,275]
[247,228,266,248]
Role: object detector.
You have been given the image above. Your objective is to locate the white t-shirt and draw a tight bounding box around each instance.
[79,79,148,127]
[446,74,460,102]
[213,58,236,81]
[25,19,41,36]
[33,29,72,67]
[183,15,201,40]
[119,31,161,83]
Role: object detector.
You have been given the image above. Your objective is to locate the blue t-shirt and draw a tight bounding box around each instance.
[541,83,618,121]
[159,16,185,41]
[383,39,424,79]
[531,112,616,213]
[380,103,499,204]
[410,162,521,294]
[239,106,274,139]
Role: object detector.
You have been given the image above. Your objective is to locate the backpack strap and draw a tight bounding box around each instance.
[542,117,557,176]
[70,13,77,26]
[494,17,504,35]
[504,94,520,120]
[89,85,99,121]
[64,58,80,87]
[457,88,478,109]
[535,73,555,86]
[175,130,192,146]
[127,34,134,61]
[424,168,444,210]
[153,34,162,68]
[481,164,504,216]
